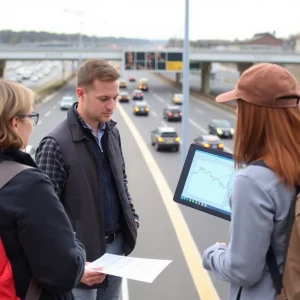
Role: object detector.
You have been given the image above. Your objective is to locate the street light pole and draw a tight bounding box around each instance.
[181,0,190,167]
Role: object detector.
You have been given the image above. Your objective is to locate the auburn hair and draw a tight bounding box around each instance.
[234,100,300,188]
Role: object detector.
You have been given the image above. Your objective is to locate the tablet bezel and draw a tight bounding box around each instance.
[173,143,234,221]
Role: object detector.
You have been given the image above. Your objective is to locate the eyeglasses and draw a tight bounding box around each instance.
[17,112,39,126]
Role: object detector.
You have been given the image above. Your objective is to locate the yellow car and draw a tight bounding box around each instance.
[119,79,127,88]
[138,78,149,91]
[172,93,183,104]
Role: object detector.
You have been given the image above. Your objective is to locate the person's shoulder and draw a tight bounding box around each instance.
[236,164,279,192]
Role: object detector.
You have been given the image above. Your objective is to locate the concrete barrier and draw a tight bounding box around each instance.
[153,73,236,115]
[34,72,76,104]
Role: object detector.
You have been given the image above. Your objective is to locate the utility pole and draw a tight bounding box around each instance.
[181,0,190,166]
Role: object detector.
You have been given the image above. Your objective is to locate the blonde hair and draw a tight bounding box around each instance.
[0,79,35,151]
[234,100,300,188]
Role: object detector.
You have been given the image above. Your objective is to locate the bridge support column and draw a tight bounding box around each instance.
[237,62,253,75]
[200,62,211,94]
[0,60,6,78]
[175,72,182,84]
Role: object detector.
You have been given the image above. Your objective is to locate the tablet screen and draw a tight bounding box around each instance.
[174,144,237,220]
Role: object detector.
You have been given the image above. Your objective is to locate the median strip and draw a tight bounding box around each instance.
[33,72,76,105]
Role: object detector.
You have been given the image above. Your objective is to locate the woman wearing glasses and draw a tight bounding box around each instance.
[0,79,86,300]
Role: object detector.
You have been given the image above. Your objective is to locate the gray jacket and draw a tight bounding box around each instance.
[203,165,296,300]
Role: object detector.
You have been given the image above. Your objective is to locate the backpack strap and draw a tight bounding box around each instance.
[0,160,31,189]
[251,160,299,295]
[0,160,42,300]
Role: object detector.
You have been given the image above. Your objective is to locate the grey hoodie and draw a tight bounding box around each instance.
[203,164,296,300]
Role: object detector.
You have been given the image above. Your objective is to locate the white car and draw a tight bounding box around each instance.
[60,96,76,110]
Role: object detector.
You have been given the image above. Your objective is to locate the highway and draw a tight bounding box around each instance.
[162,71,238,96]
[4,60,72,90]
[29,72,237,300]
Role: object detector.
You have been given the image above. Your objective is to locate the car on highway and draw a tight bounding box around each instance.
[60,96,76,110]
[138,78,149,91]
[208,119,234,138]
[132,89,144,100]
[23,145,36,160]
[163,106,182,122]
[119,79,127,88]
[151,127,180,152]
[193,135,224,151]
[172,93,183,104]
[132,101,150,116]
[118,91,130,103]
[129,76,136,82]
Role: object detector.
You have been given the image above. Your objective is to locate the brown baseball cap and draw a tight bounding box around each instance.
[216,63,300,107]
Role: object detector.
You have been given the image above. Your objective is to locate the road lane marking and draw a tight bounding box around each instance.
[189,118,207,134]
[116,102,220,300]
[161,121,168,127]
[152,92,165,104]
[188,118,232,153]
[53,105,57,109]
[122,278,129,300]
[151,73,236,120]
[151,111,158,117]
[196,108,204,115]
[44,110,52,117]
[194,99,236,120]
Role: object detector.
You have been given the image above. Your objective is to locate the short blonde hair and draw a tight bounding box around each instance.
[0,79,35,151]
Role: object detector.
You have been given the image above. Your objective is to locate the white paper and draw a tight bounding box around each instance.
[85,253,172,283]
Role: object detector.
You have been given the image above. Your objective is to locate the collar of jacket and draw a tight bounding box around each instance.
[67,103,117,142]
[0,148,37,167]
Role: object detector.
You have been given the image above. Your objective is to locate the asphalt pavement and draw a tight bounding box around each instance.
[4,61,72,90]
[30,73,237,300]
[162,69,239,96]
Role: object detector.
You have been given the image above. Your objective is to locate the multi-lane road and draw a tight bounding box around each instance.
[162,68,239,96]
[4,60,71,90]
[29,71,237,300]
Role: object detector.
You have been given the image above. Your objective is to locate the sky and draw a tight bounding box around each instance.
[2,0,300,41]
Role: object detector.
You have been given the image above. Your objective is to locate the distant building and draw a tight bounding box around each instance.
[228,32,284,51]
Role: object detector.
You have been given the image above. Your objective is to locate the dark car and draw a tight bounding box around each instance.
[208,119,234,138]
[194,135,224,151]
[133,101,150,116]
[163,106,182,121]
[151,127,180,152]
[118,91,130,103]
[132,89,144,100]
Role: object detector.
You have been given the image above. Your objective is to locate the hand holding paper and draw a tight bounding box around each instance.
[81,262,106,286]
[85,254,172,283]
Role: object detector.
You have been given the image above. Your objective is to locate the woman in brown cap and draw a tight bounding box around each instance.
[202,63,300,300]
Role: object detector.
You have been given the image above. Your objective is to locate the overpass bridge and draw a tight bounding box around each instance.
[1,46,300,94]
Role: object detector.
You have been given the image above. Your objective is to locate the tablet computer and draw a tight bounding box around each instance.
[173,144,237,221]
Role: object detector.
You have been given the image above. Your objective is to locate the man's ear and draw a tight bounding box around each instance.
[76,87,85,100]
